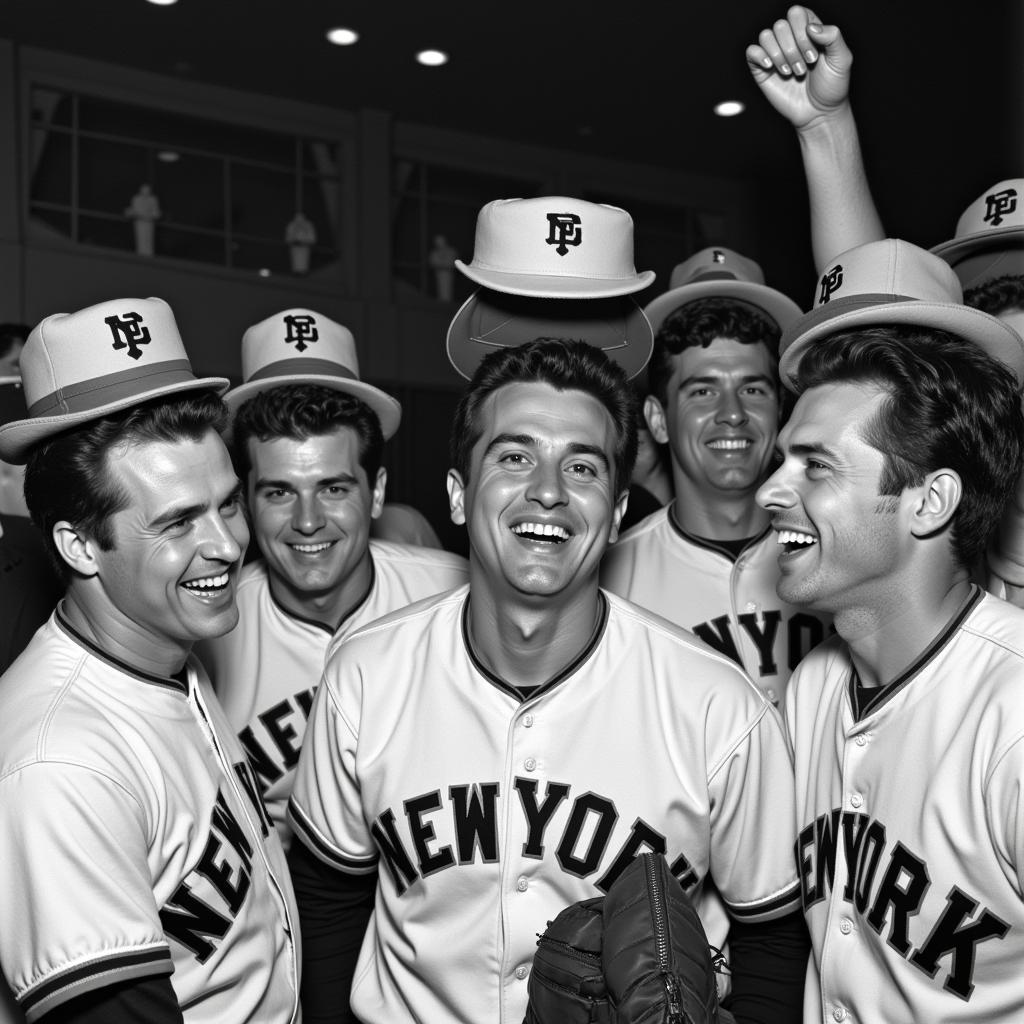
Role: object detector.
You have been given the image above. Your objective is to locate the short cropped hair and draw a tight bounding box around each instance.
[449,339,638,494]
[231,384,384,483]
[647,297,781,406]
[794,326,1024,570]
[23,391,228,579]
[964,274,1024,317]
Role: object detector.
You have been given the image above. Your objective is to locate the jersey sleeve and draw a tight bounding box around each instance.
[705,700,802,925]
[287,657,377,875]
[0,762,173,1022]
[985,732,1024,893]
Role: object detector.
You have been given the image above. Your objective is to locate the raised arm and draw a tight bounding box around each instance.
[747,6,884,272]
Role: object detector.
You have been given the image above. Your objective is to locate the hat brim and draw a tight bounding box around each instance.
[0,375,230,463]
[446,289,653,381]
[778,295,1024,392]
[930,231,1024,290]
[223,375,402,440]
[454,260,655,299]
[643,279,803,337]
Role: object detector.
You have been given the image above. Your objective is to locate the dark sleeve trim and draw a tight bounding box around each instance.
[725,880,802,921]
[288,798,379,874]
[23,947,173,1022]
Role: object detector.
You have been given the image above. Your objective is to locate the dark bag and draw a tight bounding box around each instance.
[524,853,731,1024]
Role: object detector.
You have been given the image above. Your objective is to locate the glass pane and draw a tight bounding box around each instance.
[78,137,150,214]
[28,204,71,240]
[231,162,296,240]
[78,212,135,252]
[158,224,227,264]
[153,152,224,231]
[29,126,72,207]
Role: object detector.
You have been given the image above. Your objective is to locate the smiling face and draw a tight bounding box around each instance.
[756,381,908,615]
[90,429,249,657]
[247,428,385,619]
[447,381,627,605]
[647,336,780,506]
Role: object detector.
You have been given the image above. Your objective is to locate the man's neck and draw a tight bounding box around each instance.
[840,571,975,690]
[62,587,189,679]
[267,551,374,631]
[465,574,604,691]
[670,487,768,541]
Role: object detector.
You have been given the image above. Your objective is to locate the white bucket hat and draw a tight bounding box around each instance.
[643,247,803,337]
[223,308,401,439]
[931,178,1024,290]
[0,296,228,463]
[778,238,1024,392]
[454,196,655,299]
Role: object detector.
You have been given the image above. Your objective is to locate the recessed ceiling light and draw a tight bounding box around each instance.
[258,268,272,278]
[714,100,745,117]
[156,150,180,163]
[326,27,359,46]
[145,0,178,6]
[416,49,448,67]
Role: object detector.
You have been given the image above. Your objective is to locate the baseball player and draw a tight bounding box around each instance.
[601,248,831,709]
[759,239,1024,1023]
[0,298,299,1023]
[288,329,808,1024]
[195,309,467,850]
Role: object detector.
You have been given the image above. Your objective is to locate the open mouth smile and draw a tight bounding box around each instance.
[288,541,336,555]
[706,438,752,451]
[181,572,231,596]
[511,522,570,544]
[775,528,818,554]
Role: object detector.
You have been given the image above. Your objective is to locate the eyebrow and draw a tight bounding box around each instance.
[677,373,775,389]
[485,433,612,473]
[149,481,243,529]
[254,473,360,490]
[782,441,842,461]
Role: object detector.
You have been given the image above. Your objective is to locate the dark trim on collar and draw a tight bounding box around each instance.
[264,555,377,636]
[848,585,985,721]
[462,592,610,702]
[667,503,770,562]
[55,604,190,695]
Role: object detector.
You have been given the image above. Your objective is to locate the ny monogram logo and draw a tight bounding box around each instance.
[819,265,844,304]
[545,213,583,256]
[105,312,152,361]
[283,314,319,353]
[984,188,1017,227]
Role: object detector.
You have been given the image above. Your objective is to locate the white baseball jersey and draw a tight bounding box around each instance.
[289,585,801,1024]
[197,540,468,848]
[785,586,1024,1024]
[0,608,300,1023]
[601,505,831,706]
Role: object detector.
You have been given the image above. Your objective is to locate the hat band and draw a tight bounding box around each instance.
[246,358,358,383]
[28,359,196,417]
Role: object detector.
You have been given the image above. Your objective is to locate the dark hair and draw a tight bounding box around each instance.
[231,384,384,482]
[23,390,228,579]
[0,323,30,360]
[964,274,1024,317]
[449,339,638,494]
[647,297,781,406]
[795,326,1024,569]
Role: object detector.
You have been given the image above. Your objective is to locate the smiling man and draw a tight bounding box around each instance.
[0,298,299,1024]
[196,309,467,848]
[602,247,830,710]
[287,337,808,1024]
[758,240,1024,1024]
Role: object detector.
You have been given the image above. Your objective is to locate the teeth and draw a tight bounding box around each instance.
[290,542,333,553]
[183,573,229,590]
[707,439,751,450]
[512,522,570,541]
[776,529,817,546]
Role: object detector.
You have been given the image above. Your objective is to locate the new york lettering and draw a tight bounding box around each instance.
[371,777,699,899]
[796,809,1010,1000]
[238,685,316,792]
[692,609,827,677]
[160,786,260,962]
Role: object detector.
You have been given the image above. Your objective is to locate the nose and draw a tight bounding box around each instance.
[755,463,796,512]
[715,389,747,425]
[201,510,246,565]
[526,459,568,508]
[292,493,326,534]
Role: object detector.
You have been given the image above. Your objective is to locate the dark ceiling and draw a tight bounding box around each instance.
[2,0,1022,299]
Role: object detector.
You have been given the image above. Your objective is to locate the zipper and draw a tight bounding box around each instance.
[540,937,602,966]
[645,855,685,1024]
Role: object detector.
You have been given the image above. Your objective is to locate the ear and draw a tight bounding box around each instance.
[909,469,962,539]
[370,467,387,520]
[52,520,100,578]
[643,395,669,446]
[607,489,631,545]
[447,469,466,526]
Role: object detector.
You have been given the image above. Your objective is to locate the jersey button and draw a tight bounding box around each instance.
[766,687,777,703]
[517,877,529,892]
[832,1008,847,1022]
[523,714,535,728]
[855,734,868,747]
[515,966,529,980]
[745,601,757,612]
[839,918,853,935]
[850,793,863,808]
[524,757,537,771]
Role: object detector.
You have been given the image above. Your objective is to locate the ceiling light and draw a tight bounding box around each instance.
[714,100,745,117]
[258,268,272,278]
[326,27,359,46]
[145,0,178,5]
[416,49,448,67]
[156,150,180,163]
